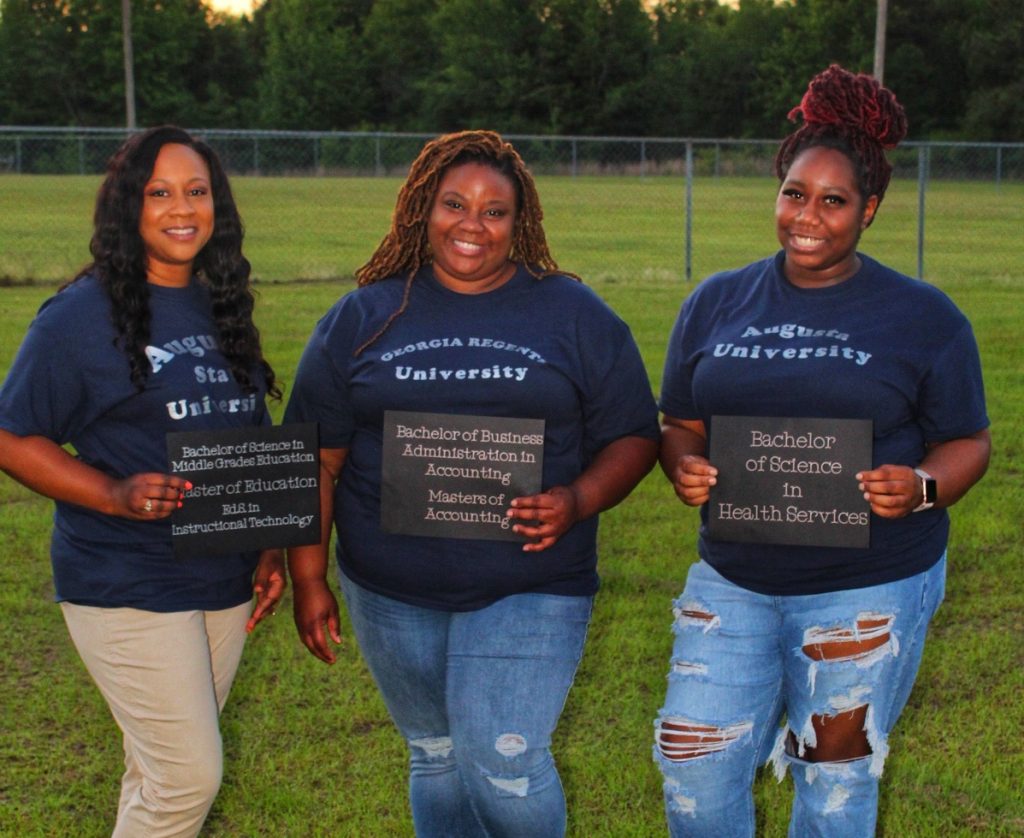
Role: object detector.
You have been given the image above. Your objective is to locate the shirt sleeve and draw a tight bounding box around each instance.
[917,319,989,441]
[575,300,659,460]
[0,294,95,443]
[283,307,355,448]
[659,292,701,420]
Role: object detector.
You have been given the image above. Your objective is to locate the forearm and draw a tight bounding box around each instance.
[570,435,658,520]
[919,429,990,509]
[0,429,118,513]
[287,448,346,587]
[659,418,708,479]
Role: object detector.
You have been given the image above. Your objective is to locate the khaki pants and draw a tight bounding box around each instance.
[61,601,250,838]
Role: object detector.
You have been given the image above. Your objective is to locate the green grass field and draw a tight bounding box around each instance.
[0,176,1022,836]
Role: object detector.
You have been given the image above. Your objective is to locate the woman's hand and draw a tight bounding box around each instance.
[670,454,718,507]
[507,485,580,552]
[247,549,287,633]
[858,430,991,519]
[0,430,194,520]
[856,464,920,518]
[292,578,343,664]
[108,473,192,519]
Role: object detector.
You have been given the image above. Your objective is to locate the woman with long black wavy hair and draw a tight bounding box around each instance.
[0,126,285,837]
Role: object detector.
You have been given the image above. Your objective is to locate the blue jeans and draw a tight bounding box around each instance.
[654,556,946,838]
[340,571,593,838]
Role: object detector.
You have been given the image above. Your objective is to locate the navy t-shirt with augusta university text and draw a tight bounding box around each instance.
[0,276,269,611]
[285,264,660,611]
[660,252,988,595]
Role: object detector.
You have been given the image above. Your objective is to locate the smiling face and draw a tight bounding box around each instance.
[139,143,215,287]
[427,161,517,294]
[775,145,879,288]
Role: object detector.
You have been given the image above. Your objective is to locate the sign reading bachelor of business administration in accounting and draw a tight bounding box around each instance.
[167,423,320,559]
[708,415,873,548]
[381,410,545,542]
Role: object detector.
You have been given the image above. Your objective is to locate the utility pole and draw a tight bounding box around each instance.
[873,0,888,83]
[122,0,137,128]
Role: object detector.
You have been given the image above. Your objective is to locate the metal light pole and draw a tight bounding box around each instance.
[873,0,888,83]
[122,0,137,128]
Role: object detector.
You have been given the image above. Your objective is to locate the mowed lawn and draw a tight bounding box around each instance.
[0,175,1021,836]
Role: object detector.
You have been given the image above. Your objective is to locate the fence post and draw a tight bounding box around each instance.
[995,145,1002,189]
[78,137,85,175]
[253,137,259,173]
[375,134,382,176]
[685,141,693,282]
[314,136,320,174]
[572,139,577,177]
[16,137,22,173]
[916,145,928,280]
[640,139,647,178]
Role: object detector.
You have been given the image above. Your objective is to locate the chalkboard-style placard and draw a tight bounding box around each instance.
[167,423,320,559]
[381,410,545,542]
[708,415,872,548]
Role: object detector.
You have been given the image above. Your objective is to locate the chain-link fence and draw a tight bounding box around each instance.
[1,126,1021,282]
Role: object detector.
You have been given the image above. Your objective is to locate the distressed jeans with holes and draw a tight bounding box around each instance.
[654,556,945,838]
[340,570,593,838]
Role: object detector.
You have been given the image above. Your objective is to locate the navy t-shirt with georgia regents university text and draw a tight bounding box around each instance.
[284,264,660,611]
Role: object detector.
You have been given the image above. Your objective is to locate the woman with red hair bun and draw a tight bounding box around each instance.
[654,65,990,835]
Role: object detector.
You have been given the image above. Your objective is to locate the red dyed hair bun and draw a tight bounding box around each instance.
[788,64,907,149]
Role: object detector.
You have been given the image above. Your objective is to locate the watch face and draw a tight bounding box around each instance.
[924,478,937,504]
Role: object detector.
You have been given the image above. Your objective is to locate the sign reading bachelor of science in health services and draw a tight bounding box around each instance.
[381,410,545,542]
[708,415,873,548]
[167,423,320,559]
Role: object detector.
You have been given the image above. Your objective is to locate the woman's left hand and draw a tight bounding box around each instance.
[247,548,287,633]
[856,465,920,518]
[507,486,580,553]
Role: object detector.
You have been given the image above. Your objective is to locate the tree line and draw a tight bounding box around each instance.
[1,0,1020,140]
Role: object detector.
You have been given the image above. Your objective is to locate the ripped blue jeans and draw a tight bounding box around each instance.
[340,571,593,838]
[654,556,945,838]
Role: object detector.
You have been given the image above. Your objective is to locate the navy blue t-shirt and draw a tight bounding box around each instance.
[285,264,659,611]
[660,252,988,595]
[0,276,269,611]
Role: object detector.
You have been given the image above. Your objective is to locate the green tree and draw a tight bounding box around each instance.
[960,0,1024,139]
[416,0,544,132]
[754,0,875,138]
[361,0,439,130]
[256,0,373,129]
[648,0,785,137]
[0,0,77,124]
[535,0,654,135]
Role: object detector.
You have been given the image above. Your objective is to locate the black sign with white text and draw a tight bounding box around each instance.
[167,423,320,559]
[381,410,545,542]
[708,415,872,548]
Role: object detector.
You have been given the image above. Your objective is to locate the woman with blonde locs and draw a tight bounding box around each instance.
[285,130,659,836]
[0,126,285,836]
[654,66,990,835]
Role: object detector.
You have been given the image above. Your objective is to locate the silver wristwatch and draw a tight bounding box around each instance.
[912,468,937,512]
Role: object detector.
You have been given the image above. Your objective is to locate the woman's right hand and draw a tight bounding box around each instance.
[292,578,343,664]
[108,473,192,520]
[671,454,718,507]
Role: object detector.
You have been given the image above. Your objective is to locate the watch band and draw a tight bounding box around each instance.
[912,467,937,512]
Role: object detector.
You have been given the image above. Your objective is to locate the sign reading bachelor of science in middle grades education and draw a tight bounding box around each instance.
[708,415,873,548]
[167,423,320,559]
[381,410,545,542]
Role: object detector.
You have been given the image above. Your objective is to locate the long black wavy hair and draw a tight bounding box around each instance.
[71,125,279,398]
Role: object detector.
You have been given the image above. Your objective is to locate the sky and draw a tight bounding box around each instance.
[206,0,259,16]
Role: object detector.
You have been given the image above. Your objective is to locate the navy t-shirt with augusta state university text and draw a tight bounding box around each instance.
[0,275,269,611]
